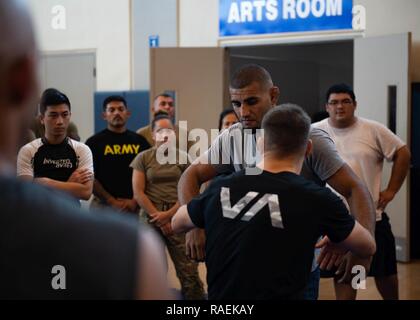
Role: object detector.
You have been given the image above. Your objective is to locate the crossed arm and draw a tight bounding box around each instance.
[19,168,93,200]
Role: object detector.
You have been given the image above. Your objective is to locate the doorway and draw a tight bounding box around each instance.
[411,83,420,259]
[39,51,97,142]
[228,40,354,119]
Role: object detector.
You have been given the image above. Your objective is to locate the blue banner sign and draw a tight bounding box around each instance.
[220,0,353,37]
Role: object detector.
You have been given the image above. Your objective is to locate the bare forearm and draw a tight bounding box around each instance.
[178,168,201,205]
[167,202,181,218]
[136,192,159,214]
[387,146,411,193]
[172,206,195,234]
[18,175,33,182]
[346,184,376,235]
[178,164,217,205]
[38,178,92,200]
[93,179,113,203]
[328,165,376,235]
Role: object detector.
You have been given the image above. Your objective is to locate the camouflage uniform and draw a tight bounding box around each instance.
[143,203,205,300]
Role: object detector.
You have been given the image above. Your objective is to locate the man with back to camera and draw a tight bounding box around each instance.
[178,64,377,300]
[0,0,170,299]
[17,88,93,201]
[313,83,411,300]
[172,104,376,299]
[86,95,151,214]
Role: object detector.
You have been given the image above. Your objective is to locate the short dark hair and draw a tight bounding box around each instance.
[39,88,71,115]
[151,114,172,131]
[262,104,311,157]
[103,95,127,111]
[154,93,174,103]
[218,108,237,131]
[230,64,273,90]
[326,83,356,103]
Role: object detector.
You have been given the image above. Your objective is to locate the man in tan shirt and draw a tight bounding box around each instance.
[137,93,191,153]
[137,93,175,145]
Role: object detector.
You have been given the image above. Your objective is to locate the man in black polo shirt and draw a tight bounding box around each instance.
[86,96,151,214]
[172,105,376,300]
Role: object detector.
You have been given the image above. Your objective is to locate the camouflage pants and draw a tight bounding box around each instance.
[142,206,205,300]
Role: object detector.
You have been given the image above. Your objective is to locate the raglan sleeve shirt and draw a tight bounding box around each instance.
[17,142,36,178]
[74,141,94,174]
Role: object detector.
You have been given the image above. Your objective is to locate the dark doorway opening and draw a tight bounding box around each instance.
[228,40,354,119]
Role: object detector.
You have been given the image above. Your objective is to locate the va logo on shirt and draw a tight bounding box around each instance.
[104,144,141,156]
[220,187,284,229]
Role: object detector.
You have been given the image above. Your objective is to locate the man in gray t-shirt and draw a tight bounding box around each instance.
[178,65,376,300]
[207,121,344,187]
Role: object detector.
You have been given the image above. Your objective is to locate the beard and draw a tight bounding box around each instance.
[110,117,125,127]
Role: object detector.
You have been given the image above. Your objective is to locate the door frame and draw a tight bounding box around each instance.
[40,49,97,90]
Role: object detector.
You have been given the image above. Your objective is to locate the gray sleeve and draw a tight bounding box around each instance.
[304,127,345,182]
[203,126,240,175]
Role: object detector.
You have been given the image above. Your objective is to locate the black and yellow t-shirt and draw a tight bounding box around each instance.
[86,129,151,199]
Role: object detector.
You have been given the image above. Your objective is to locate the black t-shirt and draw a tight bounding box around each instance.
[0,176,140,299]
[187,170,355,300]
[86,129,151,199]
[33,138,78,182]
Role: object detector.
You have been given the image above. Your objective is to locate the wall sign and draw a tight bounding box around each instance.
[149,35,160,48]
[220,0,353,37]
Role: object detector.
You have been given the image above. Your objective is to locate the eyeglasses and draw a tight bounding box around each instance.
[328,99,354,107]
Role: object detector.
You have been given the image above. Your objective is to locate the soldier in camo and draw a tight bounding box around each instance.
[131,114,205,300]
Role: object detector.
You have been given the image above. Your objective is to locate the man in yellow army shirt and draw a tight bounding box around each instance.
[86,95,151,214]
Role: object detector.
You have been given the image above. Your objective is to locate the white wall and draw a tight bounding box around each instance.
[28,0,131,91]
[179,0,219,47]
[132,0,178,90]
[355,0,420,82]
[28,0,420,89]
[179,0,420,81]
